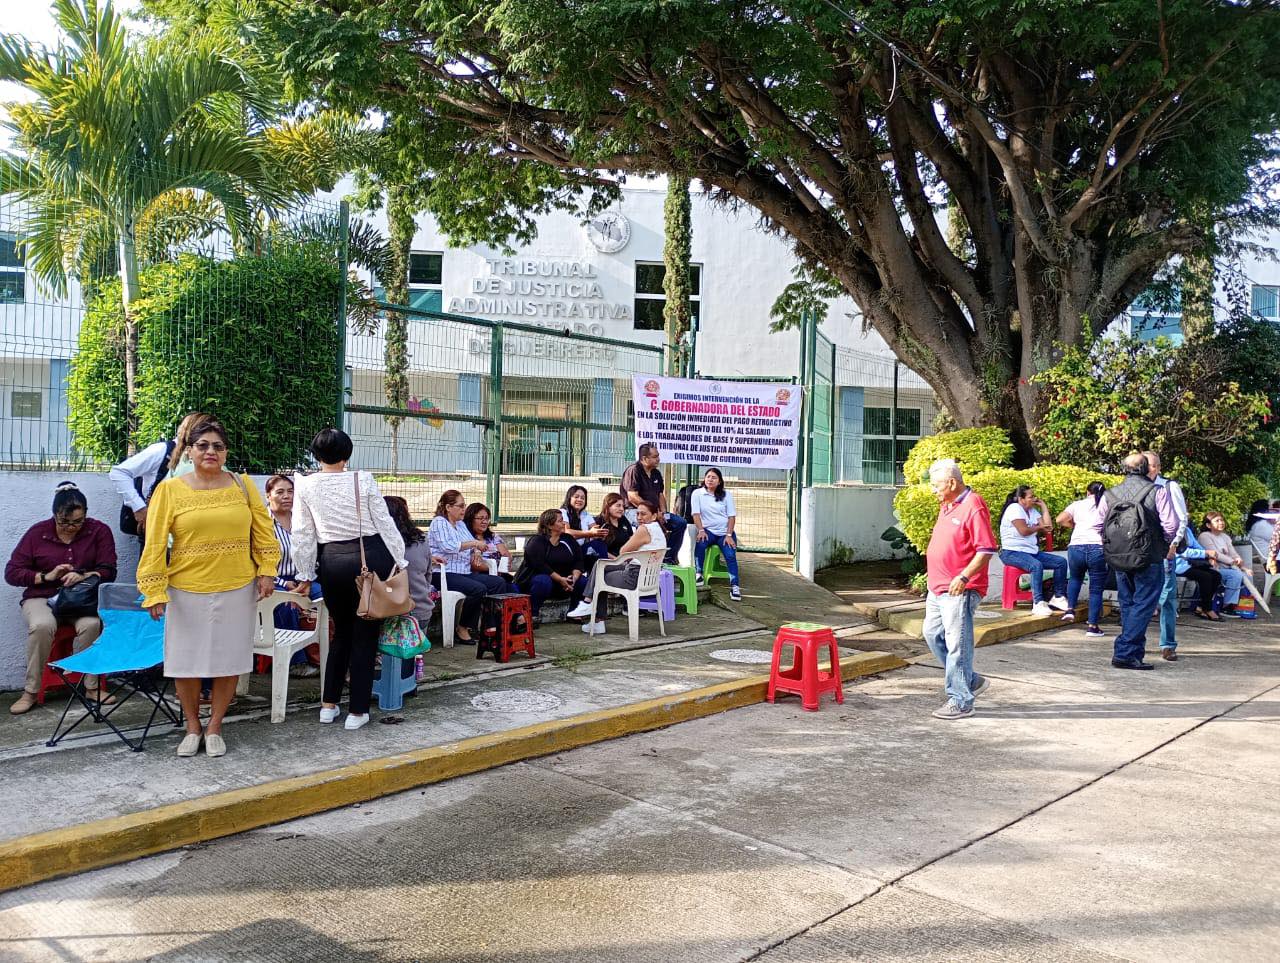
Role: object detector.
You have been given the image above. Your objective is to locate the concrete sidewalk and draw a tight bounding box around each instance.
[0,610,1274,961]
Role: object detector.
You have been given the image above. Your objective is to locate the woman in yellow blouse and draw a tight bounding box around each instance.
[137,417,279,758]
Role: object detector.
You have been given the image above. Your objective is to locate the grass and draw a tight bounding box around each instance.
[551,647,595,672]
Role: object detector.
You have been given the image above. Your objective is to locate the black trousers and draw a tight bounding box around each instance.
[431,571,508,631]
[1183,561,1223,610]
[318,536,394,715]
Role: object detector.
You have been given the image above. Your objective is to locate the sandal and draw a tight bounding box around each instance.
[1193,609,1222,622]
[84,686,116,705]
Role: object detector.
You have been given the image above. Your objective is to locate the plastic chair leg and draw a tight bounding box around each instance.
[235,672,250,697]
[271,650,290,723]
[626,596,640,642]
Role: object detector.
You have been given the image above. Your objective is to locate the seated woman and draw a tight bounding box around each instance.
[692,467,741,601]
[465,502,512,578]
[428,490,508,645]
[597,493,634,557]
[5,482,118,714]
[385,496,438,635]
[1176,527,1224,621]
[567,500,668,636]
[561,485,609,562]
[513,509,587,621]
[1197,512,1246,615]
[998,484,1069,616]
[264,474,323,678]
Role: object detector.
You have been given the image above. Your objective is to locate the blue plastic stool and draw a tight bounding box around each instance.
[702,545,733,584]
[638,568,677,622]
[372,654,417,710]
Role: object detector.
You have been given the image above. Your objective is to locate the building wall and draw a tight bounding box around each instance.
[797,484,908,579]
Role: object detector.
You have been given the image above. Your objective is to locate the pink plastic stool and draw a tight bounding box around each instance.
[637,568,677,622]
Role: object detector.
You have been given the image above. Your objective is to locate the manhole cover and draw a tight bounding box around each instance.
[470,690,563,713]
[710,648,775,664]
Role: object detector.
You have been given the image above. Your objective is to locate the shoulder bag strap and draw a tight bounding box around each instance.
[354,471,369,573]
[229,471,250,505]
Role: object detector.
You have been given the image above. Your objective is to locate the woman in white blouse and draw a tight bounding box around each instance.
[291,429,407,731]
[692,467,741,601]
[428,489,508,644]
[567,501,668,635]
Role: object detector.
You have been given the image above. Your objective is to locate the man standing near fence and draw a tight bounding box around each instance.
[922,458,997,720]
[620,443,688,564]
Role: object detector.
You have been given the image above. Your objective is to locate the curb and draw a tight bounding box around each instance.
[874,601,1113,645]
[0,650,906,894]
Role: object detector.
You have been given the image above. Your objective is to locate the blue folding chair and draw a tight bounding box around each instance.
[46,583,182,752]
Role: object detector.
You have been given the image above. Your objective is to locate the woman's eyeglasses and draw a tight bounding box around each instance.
[56,515,86,527]
[193,441,227,452]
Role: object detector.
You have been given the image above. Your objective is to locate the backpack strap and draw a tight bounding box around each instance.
[147,439,178,500]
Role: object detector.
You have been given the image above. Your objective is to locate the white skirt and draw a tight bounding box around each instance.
[164,581,256,678]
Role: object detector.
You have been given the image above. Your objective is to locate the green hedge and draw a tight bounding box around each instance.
[68,245,344,472]
[894,464,1122,554]
[900,427,1015,485]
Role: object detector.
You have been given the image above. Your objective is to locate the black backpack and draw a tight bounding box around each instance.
[119,439,177,536]
[672,483,699,524]
[1102,482,1161,572]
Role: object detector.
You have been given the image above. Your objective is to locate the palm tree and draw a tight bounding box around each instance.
[0,0,287,442]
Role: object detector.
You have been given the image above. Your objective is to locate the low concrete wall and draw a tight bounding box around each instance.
[797,484,907,580]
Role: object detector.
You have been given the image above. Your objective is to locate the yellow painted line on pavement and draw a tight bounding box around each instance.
[0,650,906,894]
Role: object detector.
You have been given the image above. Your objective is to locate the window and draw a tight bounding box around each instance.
[408,252,443,312]
[0,233,24,304]
[1252,285,1279,321]
[10,390,41,419]
[634,262,701,331]
[1129,286,1182,344]
[863,406,921,485]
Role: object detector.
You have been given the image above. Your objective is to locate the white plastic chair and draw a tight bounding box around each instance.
[236,590,329,723]
[437,562,466,648]
[596,549,667,642]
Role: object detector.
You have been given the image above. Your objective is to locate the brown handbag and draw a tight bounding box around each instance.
[352,472,414,620]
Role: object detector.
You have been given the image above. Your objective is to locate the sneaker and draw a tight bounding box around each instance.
[581,621,607,635]
[932,700,974,720]
[970,674,989,697]
[319,705,341,724]
[1085,625,1105,637]
[1060,612,1075,623]
[695,573,705,587]
[290,663,320,678]
[344,713,370,730]
[1048,595,1070,612]
[729,585,742,601]
[565,601,594,619]
[1031,601,1053,617]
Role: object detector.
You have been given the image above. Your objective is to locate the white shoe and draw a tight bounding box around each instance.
[1031,601,1053,617]
[344,712,370,730]
[1048,595,1070,612]
[581,621,607,635]
[319,705,341,724]
[204,733,226,757]
[565,601,594,619]
[176,732,202,757]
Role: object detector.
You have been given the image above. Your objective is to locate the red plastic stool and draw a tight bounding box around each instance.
[478,594,536,663]
[1000,533,1055,609]
[766,622,844,711]
[37,625,82,705]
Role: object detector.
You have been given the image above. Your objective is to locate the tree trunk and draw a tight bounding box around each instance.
[1181,248,1216,341]
[118,213,142,455]
[383,185,416,475]
[662,177,692,377]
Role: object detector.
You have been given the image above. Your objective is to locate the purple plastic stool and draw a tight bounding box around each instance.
[637,568,677,622]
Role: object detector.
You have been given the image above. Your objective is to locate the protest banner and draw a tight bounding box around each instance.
[631,376,801,469]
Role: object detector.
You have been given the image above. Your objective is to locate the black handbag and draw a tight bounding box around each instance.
[48,574,102,620]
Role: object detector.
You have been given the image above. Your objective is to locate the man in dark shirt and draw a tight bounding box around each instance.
[620,443,688,563]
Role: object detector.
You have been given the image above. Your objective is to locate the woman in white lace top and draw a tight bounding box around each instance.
[291,429,406,731]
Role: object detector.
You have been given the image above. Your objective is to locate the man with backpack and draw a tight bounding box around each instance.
[1100,453,1180,670]
[1145,451,1189,662]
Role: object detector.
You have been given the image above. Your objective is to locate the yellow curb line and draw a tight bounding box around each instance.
[0,650,906,894]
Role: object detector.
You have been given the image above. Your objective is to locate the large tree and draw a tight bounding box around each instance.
[259,0,1280,462]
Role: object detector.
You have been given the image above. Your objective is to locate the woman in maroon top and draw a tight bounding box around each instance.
[4,482,117,714]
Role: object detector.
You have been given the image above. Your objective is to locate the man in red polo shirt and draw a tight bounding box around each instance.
[923,459,997,719]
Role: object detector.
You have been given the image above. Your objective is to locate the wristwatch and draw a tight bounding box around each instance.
[957,574,970,585]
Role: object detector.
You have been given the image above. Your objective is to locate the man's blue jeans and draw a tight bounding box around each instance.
[1066,545,1108,625]
[663,513,688,565]
[998,549,1068,603]
[1114,561,1165,664]
[923,590,982,709]
[1158,560,1178,652]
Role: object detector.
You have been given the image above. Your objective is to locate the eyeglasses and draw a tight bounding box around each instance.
[193,441,227,452]
[56,515,86,527]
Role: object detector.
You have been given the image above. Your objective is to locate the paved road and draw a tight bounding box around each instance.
[2,616,1277,962]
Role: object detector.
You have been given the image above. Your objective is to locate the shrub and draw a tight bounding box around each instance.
[894,464,1121,554]
[900,428,1015,485]
[68,245,346,472]
[1189,474,1269,535]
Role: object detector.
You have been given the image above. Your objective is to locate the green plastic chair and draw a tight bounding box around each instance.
[664,564,699,614]
[701,544,733,584]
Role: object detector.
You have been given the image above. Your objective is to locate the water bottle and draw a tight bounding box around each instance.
[414,654,426,682]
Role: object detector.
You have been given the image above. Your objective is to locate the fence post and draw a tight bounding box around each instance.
[487,322,504,518]
[334,200,350,430]
[891,360,899,484]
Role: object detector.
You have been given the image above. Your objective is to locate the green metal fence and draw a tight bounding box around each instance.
[346,300,664,529]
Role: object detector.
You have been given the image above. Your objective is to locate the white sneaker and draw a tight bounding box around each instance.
[344,712,369,730]
[581,621,607,635]
[1048,595,1070,612]
[319,705,341,724]
[1031,601,1053,617]
[565,601,594,619]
